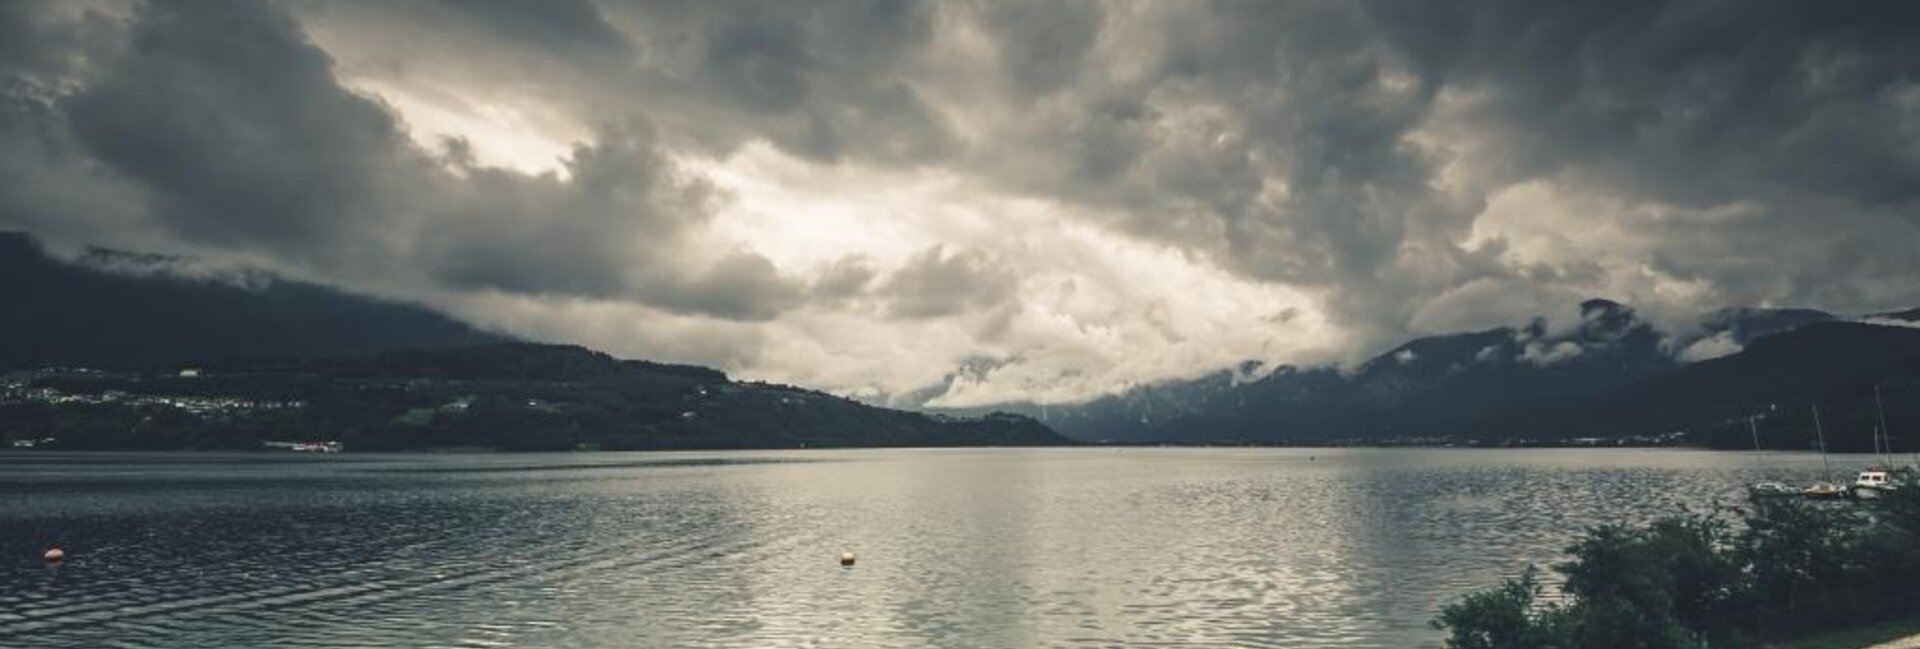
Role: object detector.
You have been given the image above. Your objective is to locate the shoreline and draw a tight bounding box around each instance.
[1,444,1904,455]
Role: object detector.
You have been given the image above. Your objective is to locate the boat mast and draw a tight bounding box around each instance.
[1875,384,1894,466]
[1813,404,1832,483]
[1873,422,1889,464]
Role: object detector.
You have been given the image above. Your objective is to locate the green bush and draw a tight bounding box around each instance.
[1560,517,1745,648]
[1432,566,1573,649]
[1437,477,1920,649]
[1738,499,1865,636]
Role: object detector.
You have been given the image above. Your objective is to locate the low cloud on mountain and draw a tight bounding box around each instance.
[3,0,1917,405]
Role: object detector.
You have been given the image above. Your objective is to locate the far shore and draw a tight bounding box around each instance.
[3,443,1909,455]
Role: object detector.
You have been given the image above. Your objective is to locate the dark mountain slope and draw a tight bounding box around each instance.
[998,300,1688,442]
[0,232,504,370]
[1566,322,1920,450]
[935,300,1894,445]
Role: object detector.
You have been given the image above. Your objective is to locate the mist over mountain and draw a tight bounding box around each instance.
[6,227,1916,451]
[1580,322,1920,451]
[929,300,1920,448]
[0,232,505,370]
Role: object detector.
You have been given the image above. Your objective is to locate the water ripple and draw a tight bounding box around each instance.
[0,448,1861,648]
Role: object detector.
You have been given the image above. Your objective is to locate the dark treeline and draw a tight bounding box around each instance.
[1436,478,1920,648]
[1694,376,1920,454]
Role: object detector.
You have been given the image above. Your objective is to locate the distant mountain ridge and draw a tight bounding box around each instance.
[932,300,1920,449]
[1576,322,1920,450]
[6,230,1914,451]
[0,232,1066,450]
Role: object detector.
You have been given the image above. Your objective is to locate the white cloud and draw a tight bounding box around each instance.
[694,145,1339,406]
[1676,331,1744,363]
[1857,317,1920,330]
[1520,341,1583,367]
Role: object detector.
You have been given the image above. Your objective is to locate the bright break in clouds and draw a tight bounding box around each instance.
[3,1,1918,407]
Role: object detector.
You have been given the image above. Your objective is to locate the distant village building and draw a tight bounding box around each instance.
[263,440,344,453]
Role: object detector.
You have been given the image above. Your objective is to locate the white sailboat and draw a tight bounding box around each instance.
[1747,416,1798,498]
[1803,405,1848,500]
[1852,385,1907,500]
[1851,467,1894,499]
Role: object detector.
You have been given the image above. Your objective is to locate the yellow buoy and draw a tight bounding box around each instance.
[43,548,64,564]
[839,551,856,567]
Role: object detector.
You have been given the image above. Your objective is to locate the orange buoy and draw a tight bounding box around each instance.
[839,551,856,567]
[43,548,64,564]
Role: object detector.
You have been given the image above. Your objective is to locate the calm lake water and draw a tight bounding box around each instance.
[0,447,1874,648]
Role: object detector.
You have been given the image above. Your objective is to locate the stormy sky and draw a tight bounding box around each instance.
[3,0,1918,407]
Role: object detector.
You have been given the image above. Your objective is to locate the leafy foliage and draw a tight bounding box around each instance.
[1432,567,1572,649]
[1437,477,1920,649]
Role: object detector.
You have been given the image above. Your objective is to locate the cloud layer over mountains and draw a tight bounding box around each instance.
[3,0,1917,406]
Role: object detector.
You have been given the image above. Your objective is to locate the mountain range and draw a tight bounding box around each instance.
[6,230,1918,452]
[935,300,1920,451]
[0,232,1064,451]
[1,343,1068,451]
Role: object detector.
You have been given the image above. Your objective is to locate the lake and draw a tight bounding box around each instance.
[0,447,1870,648]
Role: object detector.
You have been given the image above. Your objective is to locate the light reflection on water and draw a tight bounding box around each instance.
[0,448,1865,648]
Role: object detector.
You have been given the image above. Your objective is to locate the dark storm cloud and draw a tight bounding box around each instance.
[1363,0,1920,310]
[882,246,1019,320]
[619,1,960,164]
[63,0,424,264]
[0,2,78,79]
[292,0,636,103]
[962,2,1482,346]
[410,121,800,317]
[976,1,1105,97]
[0,2,148,251]
[947,0,1920,347]
[430,0,636,69]
[4,0,802,322]
[1371,0,1920,205]
[298,1,962,159]
[812,255,878,301]
[2,0,1918,400]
